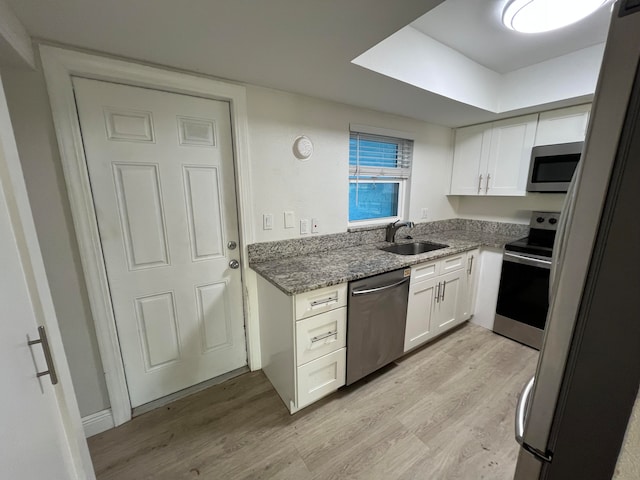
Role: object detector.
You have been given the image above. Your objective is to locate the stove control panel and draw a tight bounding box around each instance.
[530,211,560,231]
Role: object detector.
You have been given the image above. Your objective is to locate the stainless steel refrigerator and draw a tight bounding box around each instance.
[514,1,640,478]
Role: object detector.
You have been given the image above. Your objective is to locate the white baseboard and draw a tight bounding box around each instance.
[82,408,114,438]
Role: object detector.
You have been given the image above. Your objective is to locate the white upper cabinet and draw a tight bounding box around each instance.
[485,114,538,196]
[450,124,492,195]
[450,114,538,196]
[534,104,591,146]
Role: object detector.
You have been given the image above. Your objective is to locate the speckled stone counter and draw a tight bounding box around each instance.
[250,225,525,295]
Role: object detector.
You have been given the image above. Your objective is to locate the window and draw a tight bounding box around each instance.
[349,130,413,224]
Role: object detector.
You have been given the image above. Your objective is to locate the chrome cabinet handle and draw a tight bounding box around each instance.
[310,297,338,308]
[27,326,58,385]
[485,173,491,193]
[229,259,240,269]
[435,282,440,303]
[441,280,446,301]
[311,331,338,343]
[477,174,483,194]
[515,376,535,445]
[468,255,474,275]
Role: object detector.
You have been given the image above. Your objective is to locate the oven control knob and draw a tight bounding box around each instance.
[549,218,558,225]
[537,217,545,223]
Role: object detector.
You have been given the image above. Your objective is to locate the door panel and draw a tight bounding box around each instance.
[0,75,90,478]
[434,270,465,331]
[404,278,437,352]
[73,78,247,407]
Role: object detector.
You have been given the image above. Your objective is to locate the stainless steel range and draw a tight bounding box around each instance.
[493,211,559,349]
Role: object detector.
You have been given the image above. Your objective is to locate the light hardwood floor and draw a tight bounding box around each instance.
[88,323,538,479]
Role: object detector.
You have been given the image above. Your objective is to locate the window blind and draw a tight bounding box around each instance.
[349,132,413,179]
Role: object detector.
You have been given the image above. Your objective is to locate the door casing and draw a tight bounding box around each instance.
[40,44,259,426]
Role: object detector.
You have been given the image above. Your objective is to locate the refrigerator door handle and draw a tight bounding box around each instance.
[515,376,535,445]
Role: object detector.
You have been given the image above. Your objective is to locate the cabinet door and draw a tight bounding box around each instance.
[404,278,437,352]
[434,270,466,333]
[534,105,591,146]
[462,249,480,320]
[450,124,491,195]
[486,114,538,196]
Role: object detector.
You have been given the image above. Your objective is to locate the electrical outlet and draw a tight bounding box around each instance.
[311,218,319,233]
[421,208,429,220]
[300,219,309,235]
[263,213,273,230]
[284,211,294,229]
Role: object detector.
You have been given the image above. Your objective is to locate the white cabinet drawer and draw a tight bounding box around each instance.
[295,307,346,366]
[411,260,439,283]
[295,283,347,320]
[297,348,346,409]
[441,252,467,273]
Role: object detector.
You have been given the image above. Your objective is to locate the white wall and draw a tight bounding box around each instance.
[499,44,604,113]
[352,26,501,112]
[455,194,566,224]
[246,85,458,242]
[1,64,110,417]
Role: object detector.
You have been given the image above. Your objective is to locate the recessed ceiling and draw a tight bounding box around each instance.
[411,0,611,74]
[4,0,613,127]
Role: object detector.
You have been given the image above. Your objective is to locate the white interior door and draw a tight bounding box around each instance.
[0,75,92,479]
[72,78,247,408]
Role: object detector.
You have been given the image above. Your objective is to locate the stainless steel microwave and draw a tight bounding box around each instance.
[526,141,583,193]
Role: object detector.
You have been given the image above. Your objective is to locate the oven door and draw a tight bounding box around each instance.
[494,252,551,349]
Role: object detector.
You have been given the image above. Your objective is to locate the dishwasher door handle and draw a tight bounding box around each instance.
[351,276,410,296]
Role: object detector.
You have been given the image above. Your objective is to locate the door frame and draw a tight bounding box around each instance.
[40,45,258,426]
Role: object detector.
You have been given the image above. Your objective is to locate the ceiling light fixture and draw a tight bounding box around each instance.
[502,0,608,33]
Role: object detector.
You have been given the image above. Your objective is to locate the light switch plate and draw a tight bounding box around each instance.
[284,211,294,229]
[311,218,319,233]
[300,219,309,235]
[263,213,273,230]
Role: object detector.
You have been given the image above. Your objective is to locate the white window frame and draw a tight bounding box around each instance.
[347,124,414,228]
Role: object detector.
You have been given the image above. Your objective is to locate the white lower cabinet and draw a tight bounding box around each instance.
[404,251,474,353]
[258,278,347,414]
[297,348,346,409]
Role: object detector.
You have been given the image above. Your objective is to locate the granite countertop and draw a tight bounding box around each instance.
[250,229,522,295]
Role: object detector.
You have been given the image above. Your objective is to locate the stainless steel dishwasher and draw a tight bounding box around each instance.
[346,268,410,385]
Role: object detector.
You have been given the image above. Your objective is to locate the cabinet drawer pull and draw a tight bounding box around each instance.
[27,326,58,385]
[441,280,447,302]
[485,174,491,193]
[310,297,338,308]
[478,174,483,194]
[435,282,440,303]
[311,331,338,343]
[468,255,474,274]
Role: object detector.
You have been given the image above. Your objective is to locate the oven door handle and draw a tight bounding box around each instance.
[503,252,552,269]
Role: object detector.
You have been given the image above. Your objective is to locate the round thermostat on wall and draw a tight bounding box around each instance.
[293,135,313,160]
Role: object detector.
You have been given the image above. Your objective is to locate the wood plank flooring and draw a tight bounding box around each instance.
[88,323,538,479]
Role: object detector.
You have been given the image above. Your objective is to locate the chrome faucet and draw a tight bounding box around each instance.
[385,220,415,243]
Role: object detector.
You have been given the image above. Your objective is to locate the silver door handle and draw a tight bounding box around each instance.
[351,276,409,296]
[227,240,237,250]
[485,173,491,193]
[503,252,552,269]
[27,326,58,385]
[441,280,446,301]
[229,259,240,269]
[468,255,474,275]
[435,282,440,303]
[515,376,535,445]
[477,174,483,194]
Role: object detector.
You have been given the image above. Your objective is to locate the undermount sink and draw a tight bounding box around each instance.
[380,241,449,255]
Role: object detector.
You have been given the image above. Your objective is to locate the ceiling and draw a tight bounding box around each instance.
[5,0,613,127]
[411,0,611,74]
